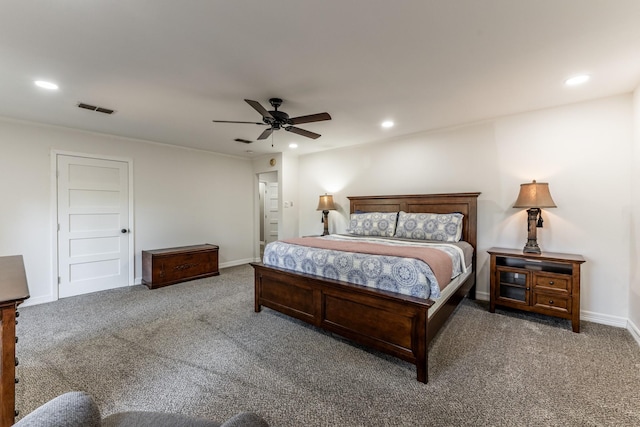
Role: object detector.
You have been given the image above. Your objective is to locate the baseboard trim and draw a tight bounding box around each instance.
[627,318,640,346]
[20,294,55,307]
[476,293,631,330]
[580,310,628,328]
[475,291,490,301]
[220,258,255,268]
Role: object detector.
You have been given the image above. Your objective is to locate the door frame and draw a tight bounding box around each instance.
[50,150,134,301]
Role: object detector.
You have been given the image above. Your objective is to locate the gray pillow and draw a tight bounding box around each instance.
[394,211,464,242]
[347,212,398,236]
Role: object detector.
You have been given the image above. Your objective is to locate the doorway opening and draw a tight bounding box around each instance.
[258,171,278,259]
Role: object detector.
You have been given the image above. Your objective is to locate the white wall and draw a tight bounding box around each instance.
[298,94,633,322]
[281,152,299,240]
[0,118,255,306]
[631,85,640,338]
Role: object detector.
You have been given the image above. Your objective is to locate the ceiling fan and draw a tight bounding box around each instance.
[213,98,331,141]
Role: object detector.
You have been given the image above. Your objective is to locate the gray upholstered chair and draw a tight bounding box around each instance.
[14,391,269,427]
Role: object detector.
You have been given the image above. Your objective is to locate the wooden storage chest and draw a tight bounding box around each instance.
[142,244,219,289]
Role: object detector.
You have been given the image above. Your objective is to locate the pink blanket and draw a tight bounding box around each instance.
[282,237,453,290]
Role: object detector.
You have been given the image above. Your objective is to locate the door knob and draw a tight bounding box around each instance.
[121,228,129,234]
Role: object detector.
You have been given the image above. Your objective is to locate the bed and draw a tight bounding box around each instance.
[251,192,480,383]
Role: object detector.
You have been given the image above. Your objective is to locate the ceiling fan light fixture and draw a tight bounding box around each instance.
[289,143,298,149]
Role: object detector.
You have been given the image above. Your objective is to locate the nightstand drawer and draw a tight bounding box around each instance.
[533,273,570,294]
[532,293,571,314]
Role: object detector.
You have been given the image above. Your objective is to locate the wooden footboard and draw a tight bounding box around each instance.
[252,262,436,382]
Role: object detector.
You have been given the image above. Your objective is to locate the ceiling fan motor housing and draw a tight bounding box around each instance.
[213,97,331,140]
[267,110,290,124]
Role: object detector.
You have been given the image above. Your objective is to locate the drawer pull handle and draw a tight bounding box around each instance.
[548,281,554,285]
[549,300,554,305]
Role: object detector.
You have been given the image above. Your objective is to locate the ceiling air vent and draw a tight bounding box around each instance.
[77,103,115,115]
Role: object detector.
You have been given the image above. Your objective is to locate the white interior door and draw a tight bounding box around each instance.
[265,182,279,245]
[57,154,131,298]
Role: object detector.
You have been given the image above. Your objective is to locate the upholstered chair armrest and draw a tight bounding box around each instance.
[14,391,101,427]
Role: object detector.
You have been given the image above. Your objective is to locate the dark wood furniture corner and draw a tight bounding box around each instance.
[488,247,585,332]
[142,244,219,289]
[0,255,30,427]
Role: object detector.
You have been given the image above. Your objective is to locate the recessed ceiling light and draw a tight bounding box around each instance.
[381,120,394,128]
[564,75,590,86]
[34,80,59,90]
[289,143,298,149]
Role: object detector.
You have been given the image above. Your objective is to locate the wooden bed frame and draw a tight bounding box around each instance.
[251,192,480,383]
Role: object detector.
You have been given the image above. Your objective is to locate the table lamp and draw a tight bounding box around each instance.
[317,194,336,236]
[513,180,557,254]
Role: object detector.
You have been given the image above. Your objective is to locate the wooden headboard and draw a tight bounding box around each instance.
[347,193,481,253]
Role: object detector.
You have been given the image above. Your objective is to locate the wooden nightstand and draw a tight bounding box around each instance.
[488,247,585,332]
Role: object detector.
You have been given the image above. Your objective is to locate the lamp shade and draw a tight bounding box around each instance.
[317,194,336,211]
[513,180,557,208]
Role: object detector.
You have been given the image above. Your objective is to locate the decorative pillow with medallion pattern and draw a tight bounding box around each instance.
[394,211,464,242]
[347,212,398,237]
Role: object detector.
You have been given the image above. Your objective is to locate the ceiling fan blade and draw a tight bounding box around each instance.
[212,120,266,125]
[285,126,321,139]
[245,99,274,119]
[289,112,331,125]
[257,128,274,140]
[234,138,253,144]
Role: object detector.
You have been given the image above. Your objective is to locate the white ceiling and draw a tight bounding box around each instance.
[1,1,639,158]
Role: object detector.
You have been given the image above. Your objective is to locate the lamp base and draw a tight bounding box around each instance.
[321,210,330,236]
[523,240,541,254]
[523,208,542,254]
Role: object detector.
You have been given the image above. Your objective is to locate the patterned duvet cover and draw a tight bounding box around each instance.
[262,234,470,300]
